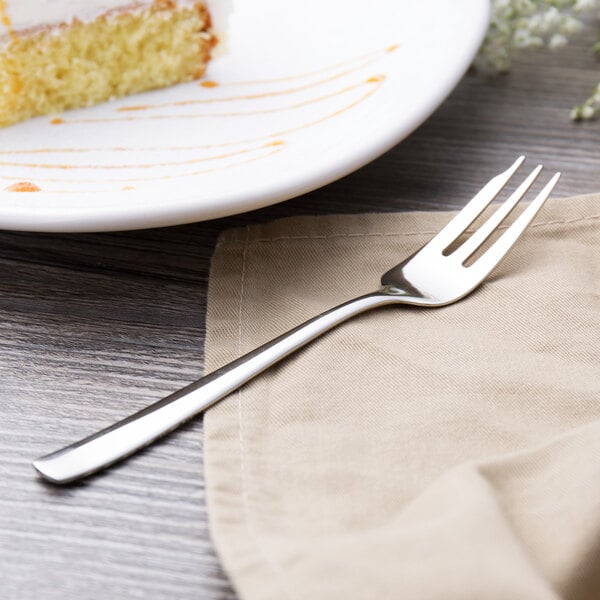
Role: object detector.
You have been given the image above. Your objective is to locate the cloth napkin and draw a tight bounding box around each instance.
[204,194,600,600]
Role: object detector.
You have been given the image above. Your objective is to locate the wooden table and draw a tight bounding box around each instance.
[2,28,599,600]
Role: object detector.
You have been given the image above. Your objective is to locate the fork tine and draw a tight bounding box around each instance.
[469,172,561,277]
[451,164,543,264]
[427,155,525,251]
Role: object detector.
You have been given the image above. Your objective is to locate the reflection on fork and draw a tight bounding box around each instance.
[33,156,560,485]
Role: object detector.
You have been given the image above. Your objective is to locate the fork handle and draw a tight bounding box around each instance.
[33,291,396,484]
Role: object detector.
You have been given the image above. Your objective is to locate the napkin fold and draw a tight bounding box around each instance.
[204,195,600,600]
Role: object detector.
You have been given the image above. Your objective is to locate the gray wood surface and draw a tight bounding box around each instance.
[2,25,600,600]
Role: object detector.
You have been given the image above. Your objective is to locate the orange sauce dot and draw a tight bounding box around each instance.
[122,186,135,191]
[50,117,65,125]
[367,75,386,83]
[6,181,41,192]
[200,80,219,88]
[386,44,400,53]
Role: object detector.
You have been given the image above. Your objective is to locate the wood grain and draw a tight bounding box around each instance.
[2,26,600,600]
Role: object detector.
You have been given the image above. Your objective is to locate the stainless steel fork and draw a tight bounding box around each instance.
[33,157,560,485]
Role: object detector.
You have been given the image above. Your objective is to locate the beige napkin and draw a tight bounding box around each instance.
[204,194,600,600]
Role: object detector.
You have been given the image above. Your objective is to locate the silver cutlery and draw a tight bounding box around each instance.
[33,156,560,484]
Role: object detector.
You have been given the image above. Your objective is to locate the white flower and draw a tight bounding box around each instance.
[574,0,597,12]
[479,0,600,120]
[514,0,537,14]
[582,105,595,118]
[549,32,568,48]
[480,0,595,67]
[560,15,583,34]
[541,7,562,32]
[513,27,533,46]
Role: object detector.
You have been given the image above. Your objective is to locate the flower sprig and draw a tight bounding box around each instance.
[478,0,600,120]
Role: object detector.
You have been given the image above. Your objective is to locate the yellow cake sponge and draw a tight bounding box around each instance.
[0,3,215,128]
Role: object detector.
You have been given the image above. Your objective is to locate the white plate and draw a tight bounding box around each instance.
[0,0,489,232]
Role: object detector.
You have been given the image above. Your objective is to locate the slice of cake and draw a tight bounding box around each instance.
[0,1,217,128]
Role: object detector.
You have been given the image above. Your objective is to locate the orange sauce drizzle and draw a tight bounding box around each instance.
[2,73,385,186]
[0,144,275,170]
[200,80,219,88]
[218,44,399,87]
[2,146,286,186]
[116,54,390,113]
[117,105,150,112]
[2,73,386,186]
[5,181,40,192]
[0,44,395,191]
[67,79,378,125]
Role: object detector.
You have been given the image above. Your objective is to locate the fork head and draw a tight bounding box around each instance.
[381,156,560,306]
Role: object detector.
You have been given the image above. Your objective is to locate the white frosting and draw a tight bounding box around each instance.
[3,1,151,33]
[1,0,228,35]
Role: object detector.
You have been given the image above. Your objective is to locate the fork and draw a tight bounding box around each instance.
[33,157,560,485]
